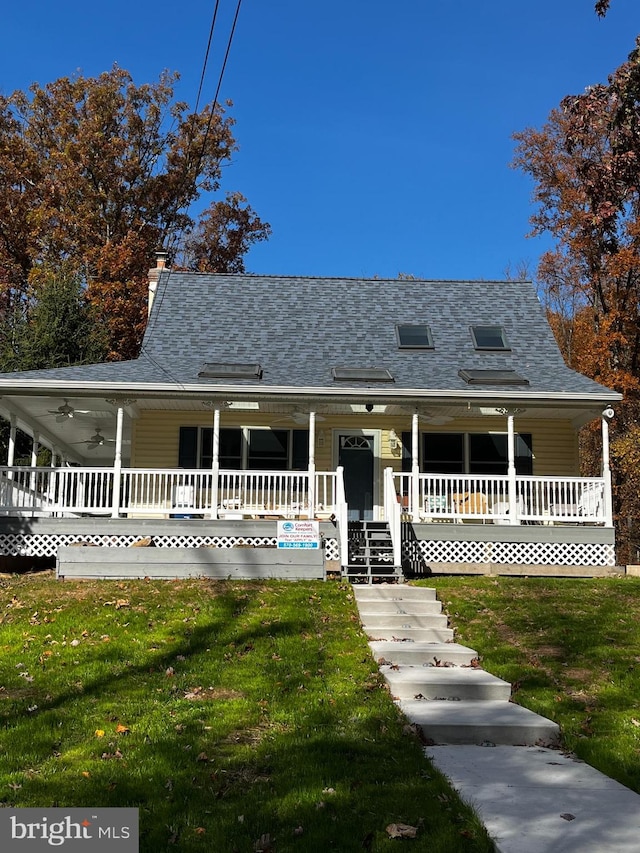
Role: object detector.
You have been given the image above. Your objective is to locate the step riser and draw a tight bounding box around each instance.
[416,723,558,746]
[399,700,560,746]
[360,614,449,629]
[385,681,512,701]
[369,642,478,667]
[364,628,455,642]
[353,587,437,601]
[357,603,443,615]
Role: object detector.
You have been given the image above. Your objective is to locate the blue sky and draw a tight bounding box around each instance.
[3,1,640,280]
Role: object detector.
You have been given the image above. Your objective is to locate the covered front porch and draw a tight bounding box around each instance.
[0,394,618,576]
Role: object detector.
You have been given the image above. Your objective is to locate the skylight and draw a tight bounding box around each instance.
[198,362,263,380]
[396,324,434,349]
[332,367,395,382]
[470,325,510,350]
[458,369,529,386]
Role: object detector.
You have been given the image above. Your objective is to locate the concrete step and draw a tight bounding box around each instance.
[363,625,455,642]
[383,666,512,701]
[360,612,449,629]
[369,640,478,666]
[357,600,443,616]
[353,585,437,602]
[399,699,560,746]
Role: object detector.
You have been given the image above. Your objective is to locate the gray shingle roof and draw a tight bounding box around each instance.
[0,273,618,401]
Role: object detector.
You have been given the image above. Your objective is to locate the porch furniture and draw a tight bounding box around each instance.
[420,494,455,523]
[490,497,526,524]
[452,491,488,517]
[548,481,605,523]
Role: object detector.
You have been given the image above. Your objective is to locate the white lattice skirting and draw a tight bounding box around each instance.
[1,534,341,563]
[406,538,616,568]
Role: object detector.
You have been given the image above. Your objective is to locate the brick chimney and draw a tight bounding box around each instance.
[148,251,168,317]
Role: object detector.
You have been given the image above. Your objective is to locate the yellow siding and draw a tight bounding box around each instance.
[132,412,580,475]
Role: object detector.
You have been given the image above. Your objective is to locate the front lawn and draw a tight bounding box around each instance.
[0,574,492,852]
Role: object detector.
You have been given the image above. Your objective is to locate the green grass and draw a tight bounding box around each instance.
[423,575,640,793]
[0,574,493,853]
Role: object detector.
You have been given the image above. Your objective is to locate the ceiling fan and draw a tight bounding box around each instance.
[47,399,92,422]
[73,429,130,450]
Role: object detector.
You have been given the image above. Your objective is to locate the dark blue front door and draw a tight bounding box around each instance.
[338,434,374,521]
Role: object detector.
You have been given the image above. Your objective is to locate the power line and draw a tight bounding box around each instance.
[141,0,244,357]
[194,0,222,115]
[196,0,243,181]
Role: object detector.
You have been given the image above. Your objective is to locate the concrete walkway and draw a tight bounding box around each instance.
[353,584,640,853]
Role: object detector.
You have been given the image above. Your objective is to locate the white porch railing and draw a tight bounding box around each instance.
[384,467,402,567]
[0,466,610,528]
[394,473,612,526]
[391,472,610,526]
[0,467,342,521]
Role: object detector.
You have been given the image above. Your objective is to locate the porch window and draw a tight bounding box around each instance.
[469,433,533,475]
[247,429,289,470]
[423,433,465,474]
[178,426,308,470]
[401,431,533,475]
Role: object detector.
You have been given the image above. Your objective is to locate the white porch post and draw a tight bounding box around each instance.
[506,413,520,524]
[30,431,40,494]
[602,409,614,527]
[307,411,316,519]
[7,414,16,469]
[210,407,220,519]
[411,412,420,523]
[110,405,124,518]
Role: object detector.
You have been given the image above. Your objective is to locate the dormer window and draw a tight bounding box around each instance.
[470,325,510,350]
[396,324,434,349]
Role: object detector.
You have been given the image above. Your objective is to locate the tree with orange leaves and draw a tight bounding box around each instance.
[0,67,269,361]
[513,37,640,561]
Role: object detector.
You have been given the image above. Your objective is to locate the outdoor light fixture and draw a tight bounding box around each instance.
[317,429,325,447]
[388,429,398,450]
[365,403,374,412]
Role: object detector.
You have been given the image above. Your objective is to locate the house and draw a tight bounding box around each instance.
[0,259,622,579]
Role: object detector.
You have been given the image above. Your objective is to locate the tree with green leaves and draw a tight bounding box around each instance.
[0,66,270,361]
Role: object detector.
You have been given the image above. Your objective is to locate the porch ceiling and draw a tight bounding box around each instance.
[0,389,609,465]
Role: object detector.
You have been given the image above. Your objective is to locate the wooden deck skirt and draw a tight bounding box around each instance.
[57,545,326,580]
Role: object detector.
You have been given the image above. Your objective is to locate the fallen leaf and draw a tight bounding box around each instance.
[115,599,130,610]
[116,724,130,734]
[101,749,123,760]
[82,771,91,778]
[196,752,209,762]
[95,729,105,738]
[386,823,418,839]
[631,718,640,727]
[253,834,274,852]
